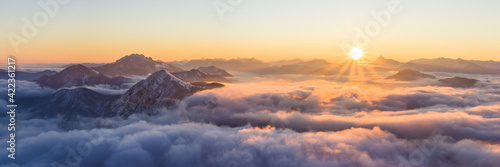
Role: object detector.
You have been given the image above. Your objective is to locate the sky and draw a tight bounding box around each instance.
[1,0,499,64]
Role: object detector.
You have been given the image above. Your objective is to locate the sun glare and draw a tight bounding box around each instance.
[350,47,363,60]
[334,46,376,81]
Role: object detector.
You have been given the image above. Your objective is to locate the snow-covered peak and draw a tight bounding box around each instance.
[113,70,225,117]
[147,70,192,91]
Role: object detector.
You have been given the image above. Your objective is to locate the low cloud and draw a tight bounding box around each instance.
[2,75,500,166]
[1,122,499,167]
[0,79,55,98]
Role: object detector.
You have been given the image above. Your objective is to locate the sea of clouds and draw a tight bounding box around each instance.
[1,74,500,167]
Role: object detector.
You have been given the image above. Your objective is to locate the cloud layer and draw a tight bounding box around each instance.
[1,76,500,167]
[1,122,499,167]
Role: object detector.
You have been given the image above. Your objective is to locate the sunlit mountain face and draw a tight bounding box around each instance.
[2,1,500,167]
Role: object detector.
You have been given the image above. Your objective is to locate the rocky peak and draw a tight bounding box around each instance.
[94,54,183,77]
[112,70,225,117]
[112,70,193,117]
[116,54,154,64]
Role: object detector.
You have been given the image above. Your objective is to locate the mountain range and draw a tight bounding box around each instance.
[49,55,500,77]
[35,64,132,89]
[470,60,500,70]
[25,55,231,118]
[196,66,233,77]
[367,56,500,75]
[399,58,497,74]
[29,69,225,119]
[253,59,336,75]
[371,56,403,66]
[172,69,229,82]
[15,53,500,120]
[45,54,233,89]
[61,63,106,68]
[169,58,269,71]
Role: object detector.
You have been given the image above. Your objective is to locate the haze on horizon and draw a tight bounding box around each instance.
[1,0,500,64]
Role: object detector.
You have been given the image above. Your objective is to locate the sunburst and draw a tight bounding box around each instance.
[334,47,377,82]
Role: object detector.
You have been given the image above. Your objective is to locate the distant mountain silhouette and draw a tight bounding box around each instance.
[172,69,229,82]
[170,58,269,71]
[61,63,105,68]
[269,58,305,66]
[253,59,336,75]
[35,64,132,89]
[386,69,436,81]
[33,88,119,118]
[401,58,496,74]
[113,70,224,117]
[292,59,331,67]
[94,54,183,77]
[439,77,479,88]
[0,69,57,80]
[197,66,232,77]
[372,56,403,66]
[470,60,500,70]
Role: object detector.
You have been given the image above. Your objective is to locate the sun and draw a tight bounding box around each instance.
[349,47,363,60]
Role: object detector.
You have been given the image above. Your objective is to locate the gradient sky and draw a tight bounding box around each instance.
[1,0,499,64]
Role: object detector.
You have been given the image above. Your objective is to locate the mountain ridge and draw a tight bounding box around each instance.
[372,56,403,66]
[400,57,496,74]
[93,54,184,77]
[35,64,131,89]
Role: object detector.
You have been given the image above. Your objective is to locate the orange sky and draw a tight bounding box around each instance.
[2,0,499,64]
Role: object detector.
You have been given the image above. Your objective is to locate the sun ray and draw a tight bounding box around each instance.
[357,61,365,80]
[349,60,357,80]
[335,59,353,81]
